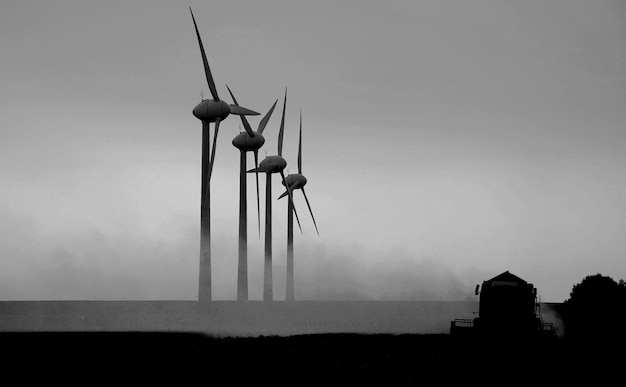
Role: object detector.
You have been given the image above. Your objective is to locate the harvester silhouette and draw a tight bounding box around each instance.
[451,271,556,338]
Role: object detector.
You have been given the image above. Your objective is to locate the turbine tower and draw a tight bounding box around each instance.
[279,111,320,301]
[249,88,302,301]
[228,85,278,301]
[189,8,260,301]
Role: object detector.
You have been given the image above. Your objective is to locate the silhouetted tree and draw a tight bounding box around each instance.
[563,273,626,342]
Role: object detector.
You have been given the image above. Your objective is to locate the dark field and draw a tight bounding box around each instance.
[1,332,620,384]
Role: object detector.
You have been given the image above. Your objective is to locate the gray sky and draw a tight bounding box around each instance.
[1,1,626,302]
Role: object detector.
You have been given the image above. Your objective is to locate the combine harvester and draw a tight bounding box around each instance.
[451,271,556,339]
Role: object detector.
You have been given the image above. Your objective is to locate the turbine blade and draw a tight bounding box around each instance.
[277,180,296,200]
[298,110,302,174]
[226,85,255,137]
[247,165,269,173]
[258,99,278,134]
[229,105,260,116]
[208,118,220,180]
[189,8,219,101]
[280,171,302,233]
[278,87,287,156]
[254,151,261,239]
[225,84,239,104]
[301,187,319,236]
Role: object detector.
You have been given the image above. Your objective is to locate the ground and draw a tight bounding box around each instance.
[1,332,620,384]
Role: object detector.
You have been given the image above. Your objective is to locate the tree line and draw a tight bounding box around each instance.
[562,273,626,342]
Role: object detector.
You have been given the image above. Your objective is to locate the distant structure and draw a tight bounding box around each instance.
[189,8,259,301]
[450,271,555,338]
[279,111,319,301]
[249,88,302,301]
[228,85,278,301]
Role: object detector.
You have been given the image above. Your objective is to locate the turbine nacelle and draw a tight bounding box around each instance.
[281,174,307,190]
[232,132,265,151]
[278,174,307,199]
[248,155,287,174]
[192,99,230,122]
[193,99,259,123]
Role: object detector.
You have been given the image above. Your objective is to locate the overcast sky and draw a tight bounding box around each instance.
[1,1,626,302]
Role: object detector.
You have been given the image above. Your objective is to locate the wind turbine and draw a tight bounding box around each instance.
[189,8,260,301]
[228,85,278,301]
[279,111,320,301]
[248,88,302,301]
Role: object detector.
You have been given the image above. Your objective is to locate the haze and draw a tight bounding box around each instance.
[2,1,626,302]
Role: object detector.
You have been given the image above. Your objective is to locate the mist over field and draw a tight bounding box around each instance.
[0,209,486,301]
